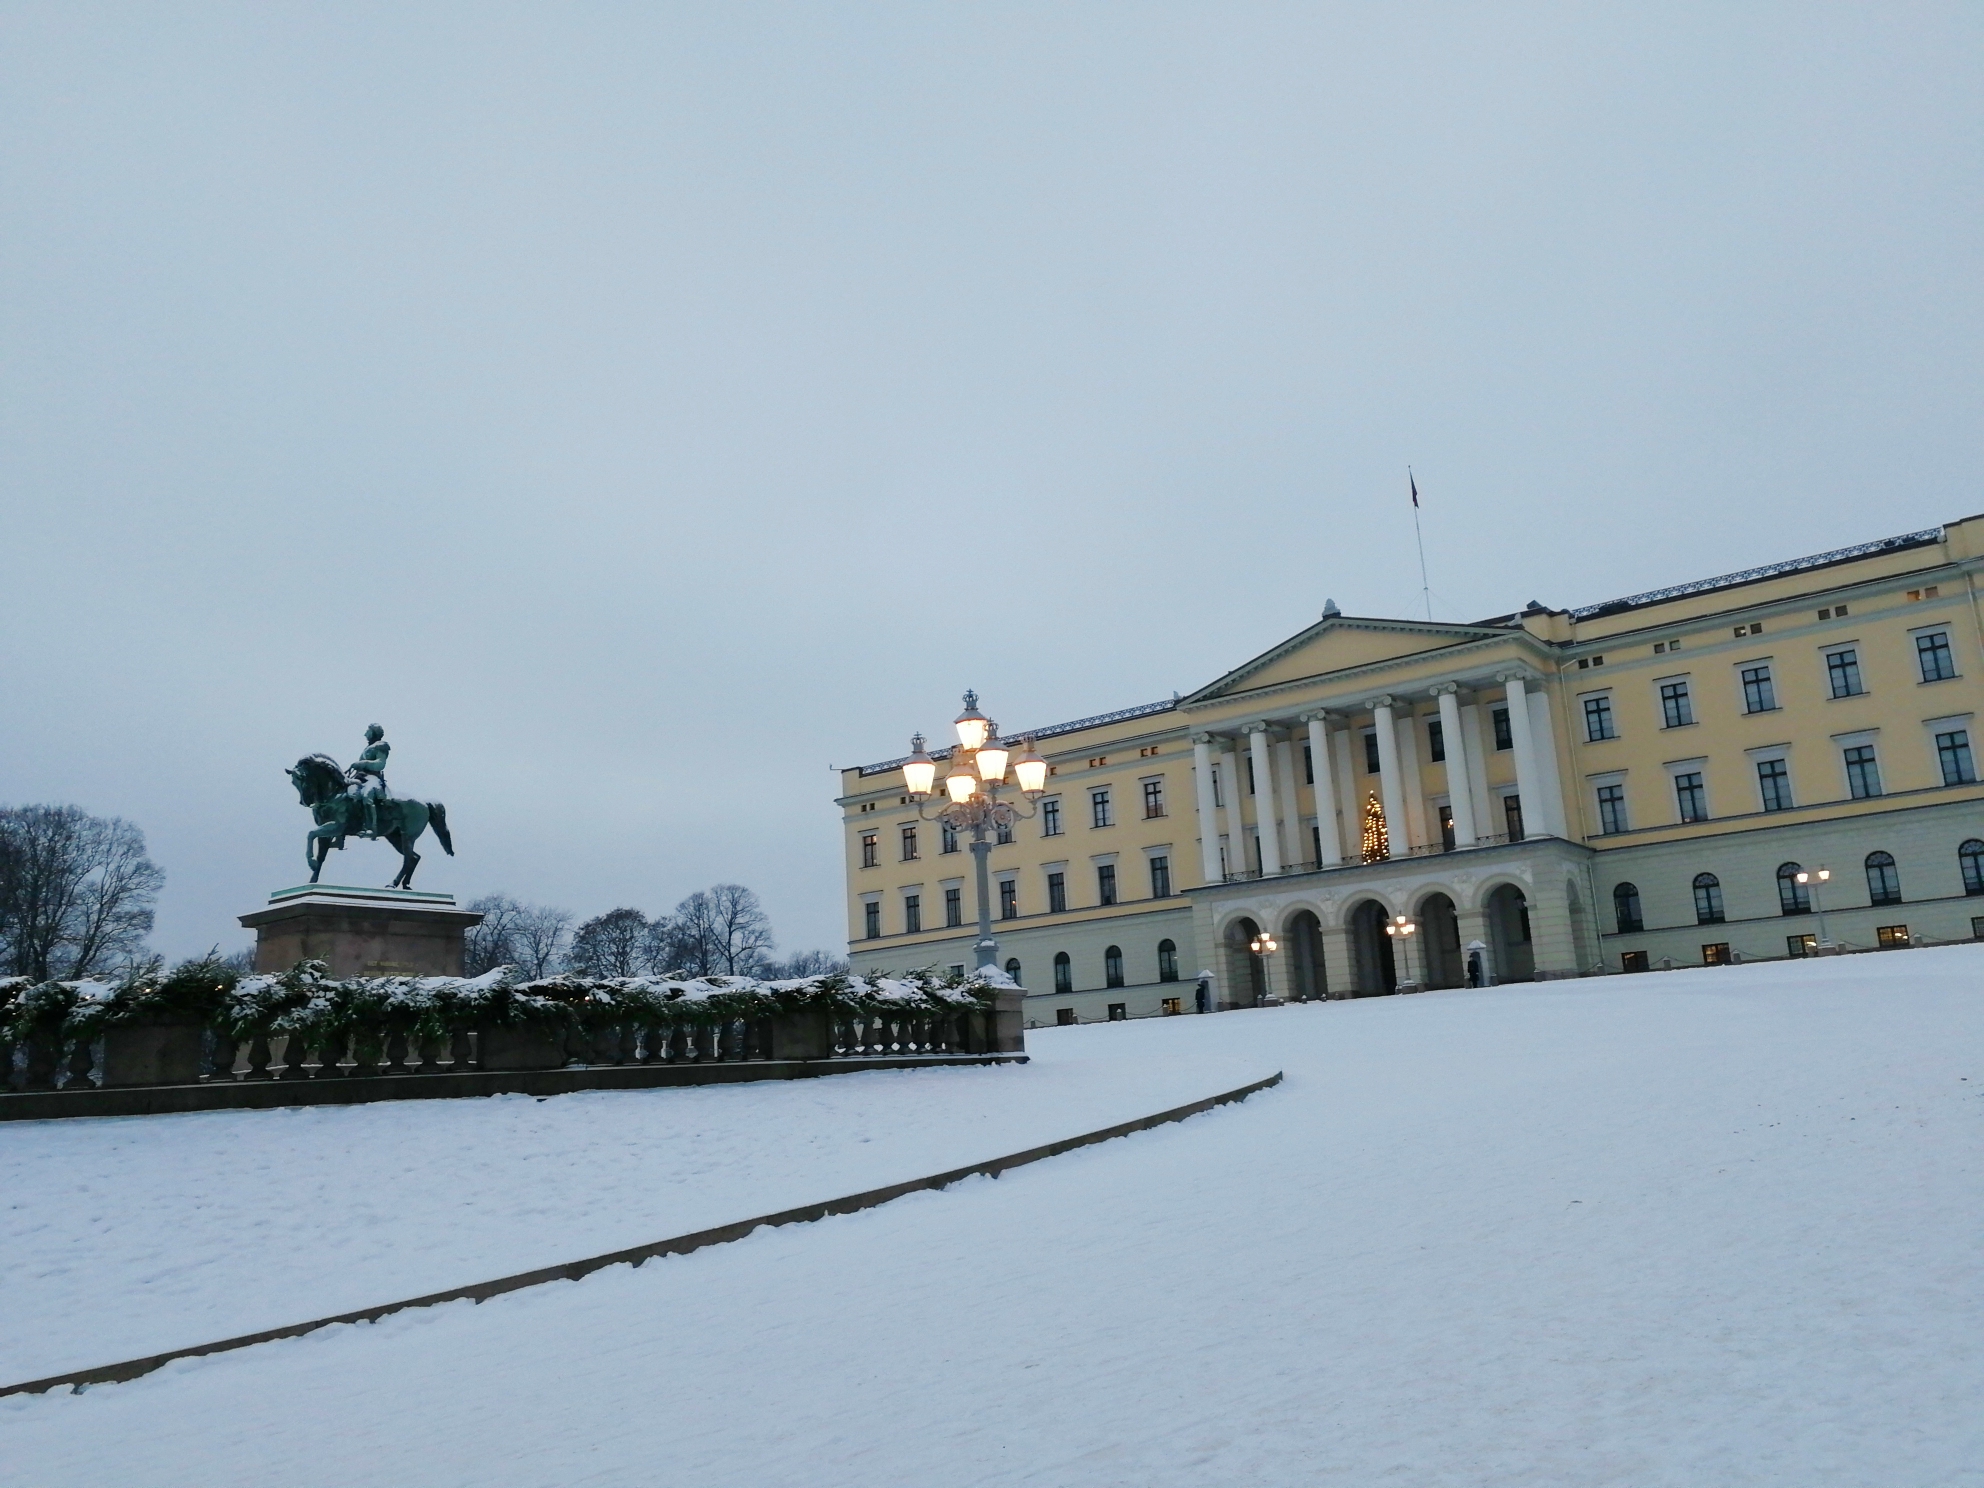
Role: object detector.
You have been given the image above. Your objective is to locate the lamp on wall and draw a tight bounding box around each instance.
[901,691,1046,970]
[1795,866,1832,950]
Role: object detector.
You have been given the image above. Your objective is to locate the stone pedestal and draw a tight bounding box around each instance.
[240,885,484,978]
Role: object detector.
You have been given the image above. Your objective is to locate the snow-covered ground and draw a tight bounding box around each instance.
[6,949,1981,1485]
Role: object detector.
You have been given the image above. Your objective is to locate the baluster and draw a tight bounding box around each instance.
[23,1032,60,1091]
[350,1033,382,1079]
[696,1024,718,1062]
[384,1028,411,1074]
[314,1030,347,1078]
[64,1034,96,1089]
[639,1023,664,1063]
[205,1031,239,1082]
[451,1028,474,1071]
[244,1033,274,1079]
[276,1032,310,1080]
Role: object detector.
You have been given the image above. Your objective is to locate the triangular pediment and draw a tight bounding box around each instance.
[1183,615,1514,703]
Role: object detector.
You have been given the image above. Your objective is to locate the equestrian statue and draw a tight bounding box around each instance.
[287,724,455,889]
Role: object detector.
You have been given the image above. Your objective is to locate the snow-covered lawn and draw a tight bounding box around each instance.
[6,948,1981,1485]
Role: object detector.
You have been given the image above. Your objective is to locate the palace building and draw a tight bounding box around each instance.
[836,516,1984,1022]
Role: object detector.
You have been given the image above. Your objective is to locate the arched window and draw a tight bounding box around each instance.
[1105,945,1125,988]
[1865,851,1902,906]
[1961,840,1984,896]
[1004,957,1022,985]
[1157,938,1179,982]
[1692,872,1724,925]
[1613,882,1643,934]
[1052,951,1073,994]
[1777,862,1809,916]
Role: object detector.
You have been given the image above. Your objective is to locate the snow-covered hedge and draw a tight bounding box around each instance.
[0,959,1008,1048]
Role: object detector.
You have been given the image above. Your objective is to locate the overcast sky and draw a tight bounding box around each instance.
[4,5,1980,963]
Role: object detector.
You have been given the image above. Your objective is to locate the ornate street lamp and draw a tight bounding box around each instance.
[903,691,1046,969]
[1248,928,1279,1005]
[1795,866,1832,951]
[1385,913,1420,990]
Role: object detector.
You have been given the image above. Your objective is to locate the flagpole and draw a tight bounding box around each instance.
[1410,467,1432,620]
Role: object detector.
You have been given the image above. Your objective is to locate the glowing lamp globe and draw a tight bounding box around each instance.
[903,734,937,797]
[954,692,991,752]
[1013,743,1048,795]
[975,741,1011,783]
[945,762,978,804]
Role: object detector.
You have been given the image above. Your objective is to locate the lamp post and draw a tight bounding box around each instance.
[1248,929,1279,1005]
[903,692,1047,970]
[1795,866,1832,952]
[1385,913,1420,991]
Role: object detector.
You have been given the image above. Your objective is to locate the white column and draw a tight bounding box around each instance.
[1274,737,1304,868]
[1246,724,1283,876]
[1369,697,1409,859]
[1499,672,1544,840]
[1305,713,1344,866]
[1460,701,1496,838]
[1219,739,1249,878]
[1433,684,1478,845]
[1191,733,1222,886]
[1333,727,1360,851]
[1396,712,1428,850]
[1527,689,1569,837]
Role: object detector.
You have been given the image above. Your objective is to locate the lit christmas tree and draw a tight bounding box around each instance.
[1361,791,1389,863]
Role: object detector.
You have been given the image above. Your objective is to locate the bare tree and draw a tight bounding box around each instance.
[464,894,528,976]
[513,904,573,979]
[759,948,849,979]
[662,884,774,976]
[0,805,163,981]
[568,907,650,978]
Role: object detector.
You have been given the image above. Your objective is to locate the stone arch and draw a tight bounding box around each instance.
[1223,914,1268,1008]
[1345,897,1398,996]
[1484,882,1534,983]
[1282,908,1327,1001]
[1415,890,1463,989]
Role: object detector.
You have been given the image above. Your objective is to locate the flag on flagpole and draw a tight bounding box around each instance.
[1410,470,1419,508]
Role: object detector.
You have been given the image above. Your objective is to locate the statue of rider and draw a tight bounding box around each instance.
[345,724,392,839]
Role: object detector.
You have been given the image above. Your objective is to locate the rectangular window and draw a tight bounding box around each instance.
[1702,943,1731,966]
[995,820,1013,846]
[1876,924,1911,950]
[1973,916,1984,940]
[1674,771,1707,823]
[900,826,918,861]
[1142,779,1165,818]
[1149,855,1171,898]
[863,902,881,939]
[944,887,962,927]
[1917,631,1957,682]
[1844,744,1882,799]
[1660,680,1694,728]
[1740,664,1777,714]
[1040,798,1061,837]
[998,880,1018,920]
[1056,1008,1076,1026]
[1364,732,1382,772]
[1621,950,1650,973]
[1245,756,1257,795]
[1827,649,1863,698]
[859,832,879,868]
[1428,721,1446,762]
[1046,872,1067,914]
[1787,933,1817,958]
[1583,696,1617,742]
[1492,707,1513,751]
[1090,789,1112,828]
[1936,729,1976,786]
[1503,794,1525,841]
[903,894,921,933]
[1211,767,1223,808]
[1107,1003,1127,1021]
[1756,758,1793,812]
[1303,743,1315,782]
[1438,804,1455,851]
[1311,823,1323,865]
[1097,864,1117,906]
[940,821,959,854]
[1161,996,1182,1016]
[1596,783,1628,834]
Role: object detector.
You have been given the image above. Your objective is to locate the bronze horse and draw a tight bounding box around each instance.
[287,754,454,889]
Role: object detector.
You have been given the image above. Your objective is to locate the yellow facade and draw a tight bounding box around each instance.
[838,517,1984,1021]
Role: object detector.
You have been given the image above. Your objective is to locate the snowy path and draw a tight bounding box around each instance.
[2,1046,1271,1383]
[6,949,1983,1485]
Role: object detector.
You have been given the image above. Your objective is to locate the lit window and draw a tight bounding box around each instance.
[1041,798,1061,837]
[998,879,1019,919]
[860,833,878,868]
[1865,851,1901,906]
[1787,934,1816,957]
[1674,771,1707,823]
[1917,631,1957,682]
[1702,942,1732,965]
[1622,950,1650,971]
[1844,744,1882,799]
[1936,729,1975,786]
[1142,780,1165,818]
[1756,758,1793,812]
[1876,924,1910,949]
[1584,695,1616,742]
[1097,864,1117,907]
[1660,681,1694,728]
[1692,873,1724,924]
[900,826,918,861]
[1596,783,1628,834]
[1046,872,1066,914]
[1740,665,1776,714]
[1149,855,1171,898]
[1827,649,1863,698]
[1090,789,1112,828]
